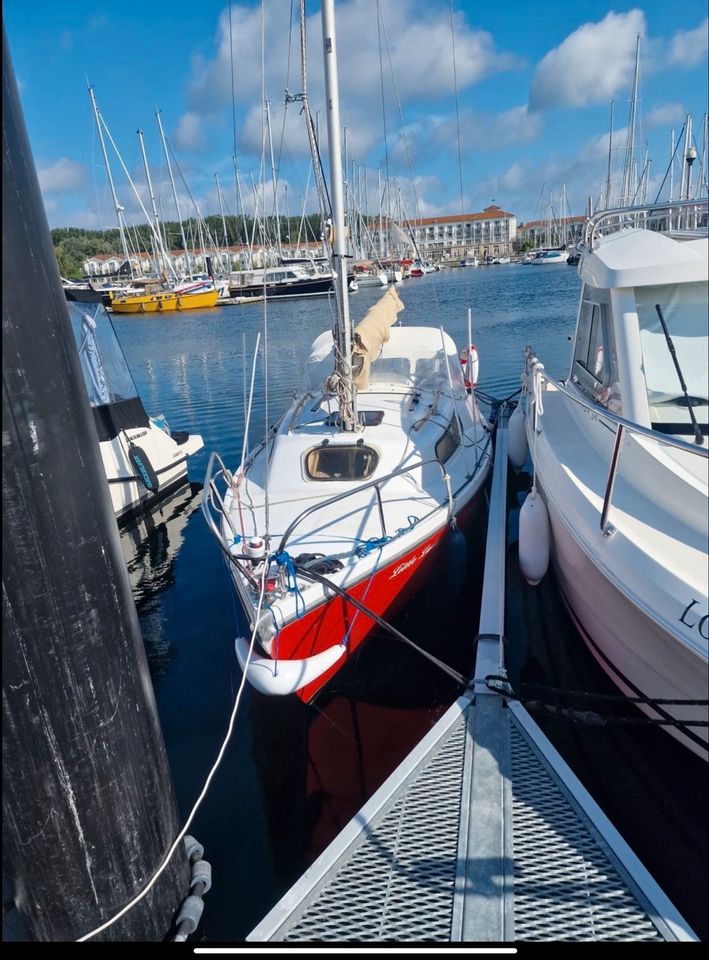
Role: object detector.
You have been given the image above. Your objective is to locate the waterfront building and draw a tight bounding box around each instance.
[515,215,586,251]
[373,205,517,262]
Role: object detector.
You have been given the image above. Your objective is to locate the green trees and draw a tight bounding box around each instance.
[50,213,325,276]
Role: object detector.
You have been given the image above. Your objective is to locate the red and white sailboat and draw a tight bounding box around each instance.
[202,0,493,702]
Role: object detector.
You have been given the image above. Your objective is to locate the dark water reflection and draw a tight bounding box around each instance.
[110,264,706,942]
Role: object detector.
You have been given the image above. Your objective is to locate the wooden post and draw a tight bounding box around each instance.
[2,25,190,941]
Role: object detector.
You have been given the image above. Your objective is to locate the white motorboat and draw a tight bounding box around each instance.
[352,265,388,288]
[530,248,569,265]
[65,291,204,525]
[517,199,708,760]
[201,0,493,704]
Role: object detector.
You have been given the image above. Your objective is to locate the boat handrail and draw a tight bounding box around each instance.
[524,350,708,535]
[582,198,708,251]
[274,457,454,557]
[201,450,240,548]
[201,448,454,560]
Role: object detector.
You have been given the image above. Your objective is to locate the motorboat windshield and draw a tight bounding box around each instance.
[67,299,139,405]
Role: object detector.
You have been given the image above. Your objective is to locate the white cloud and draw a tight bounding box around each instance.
[646,103,686,128]
[667,18,708,67]
[530,9,646,110]
[177,0,519,158]
[37,157,85,194]
[175,111,205,151]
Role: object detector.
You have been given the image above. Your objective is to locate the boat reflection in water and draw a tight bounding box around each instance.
[120,481,202,677]
[248,508,486,886]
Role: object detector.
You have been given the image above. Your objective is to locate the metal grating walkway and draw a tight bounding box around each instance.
[247,418,697,944]
[250,697,684,942]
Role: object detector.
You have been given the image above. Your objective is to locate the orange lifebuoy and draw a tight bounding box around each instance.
[459,344,479,389]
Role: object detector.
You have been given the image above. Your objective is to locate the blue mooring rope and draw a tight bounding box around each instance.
[273,550,306,618]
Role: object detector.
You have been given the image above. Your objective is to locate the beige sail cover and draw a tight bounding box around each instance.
[351,285,405,390]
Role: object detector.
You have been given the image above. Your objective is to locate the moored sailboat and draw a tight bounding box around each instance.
[201,0,493,702]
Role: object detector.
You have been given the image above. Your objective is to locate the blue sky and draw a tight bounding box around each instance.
[4,0,707,232]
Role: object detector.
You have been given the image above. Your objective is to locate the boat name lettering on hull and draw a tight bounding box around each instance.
[389,542,435,580]
[679,598,709,640]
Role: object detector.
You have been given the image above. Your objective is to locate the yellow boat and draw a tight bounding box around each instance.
[110,286,219,314]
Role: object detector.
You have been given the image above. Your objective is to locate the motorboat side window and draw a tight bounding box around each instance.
[435,414,461,464]
[635,282,708,434]
[304,443,379,481]
[67,301,139,405]
[571,298,619,409]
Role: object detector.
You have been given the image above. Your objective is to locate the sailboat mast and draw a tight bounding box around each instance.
[621,35,641,206]
[156,109,190,277]
[137,128,165,274]
[265,100,283,261]
[320,0,356,429]
[87,85,131,271]
[605,100,614,209]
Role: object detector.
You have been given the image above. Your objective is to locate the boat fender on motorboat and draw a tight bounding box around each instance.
[124,433,159,493]
[458,344,479,389]
[518,488,550,586]
[234,636,346,696]
[507,402,528,471]
[445,518,467,594]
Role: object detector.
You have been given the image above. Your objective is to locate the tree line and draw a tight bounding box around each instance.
[52,214,327,278]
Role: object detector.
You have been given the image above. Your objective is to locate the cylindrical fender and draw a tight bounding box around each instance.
[508,402,528,471]
[518,488,550,586]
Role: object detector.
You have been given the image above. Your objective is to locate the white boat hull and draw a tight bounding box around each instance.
[543,485,708,760]
[525,381,708,761]
[102,425,203,525]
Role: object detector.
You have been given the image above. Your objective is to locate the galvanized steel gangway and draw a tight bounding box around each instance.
[245,416,698,943]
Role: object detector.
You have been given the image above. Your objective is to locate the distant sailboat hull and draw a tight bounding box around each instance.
[228,274,335,300]
[110,287,219,313]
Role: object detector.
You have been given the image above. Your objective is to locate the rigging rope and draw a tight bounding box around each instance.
[294,563,468,687]
[484,675,709,737]
[449,0,465,218]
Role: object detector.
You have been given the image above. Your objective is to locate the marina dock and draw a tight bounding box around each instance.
[246,417,698,943]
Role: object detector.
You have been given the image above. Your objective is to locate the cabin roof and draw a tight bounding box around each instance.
[581,229,708,289]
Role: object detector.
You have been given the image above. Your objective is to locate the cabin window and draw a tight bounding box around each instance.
[572,298,619,409]
[635,281,708,433]
[304,443,379,481]
[435,415,461,464]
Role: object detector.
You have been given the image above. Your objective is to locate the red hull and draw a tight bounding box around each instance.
[266,492,483,702]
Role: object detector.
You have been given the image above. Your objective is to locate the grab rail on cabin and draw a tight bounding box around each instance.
[274,457,454,557]
[582,198,708,251]
[524,350,708,537]
[201,449,456,561]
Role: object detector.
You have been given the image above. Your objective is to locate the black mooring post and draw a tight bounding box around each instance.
[2,25,190,941]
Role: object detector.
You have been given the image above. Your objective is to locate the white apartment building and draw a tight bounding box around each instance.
[391,205,517,261]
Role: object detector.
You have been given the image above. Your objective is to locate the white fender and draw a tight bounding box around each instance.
[518,488,550,586]
[234,636,346,696]
[507,402,528,471]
